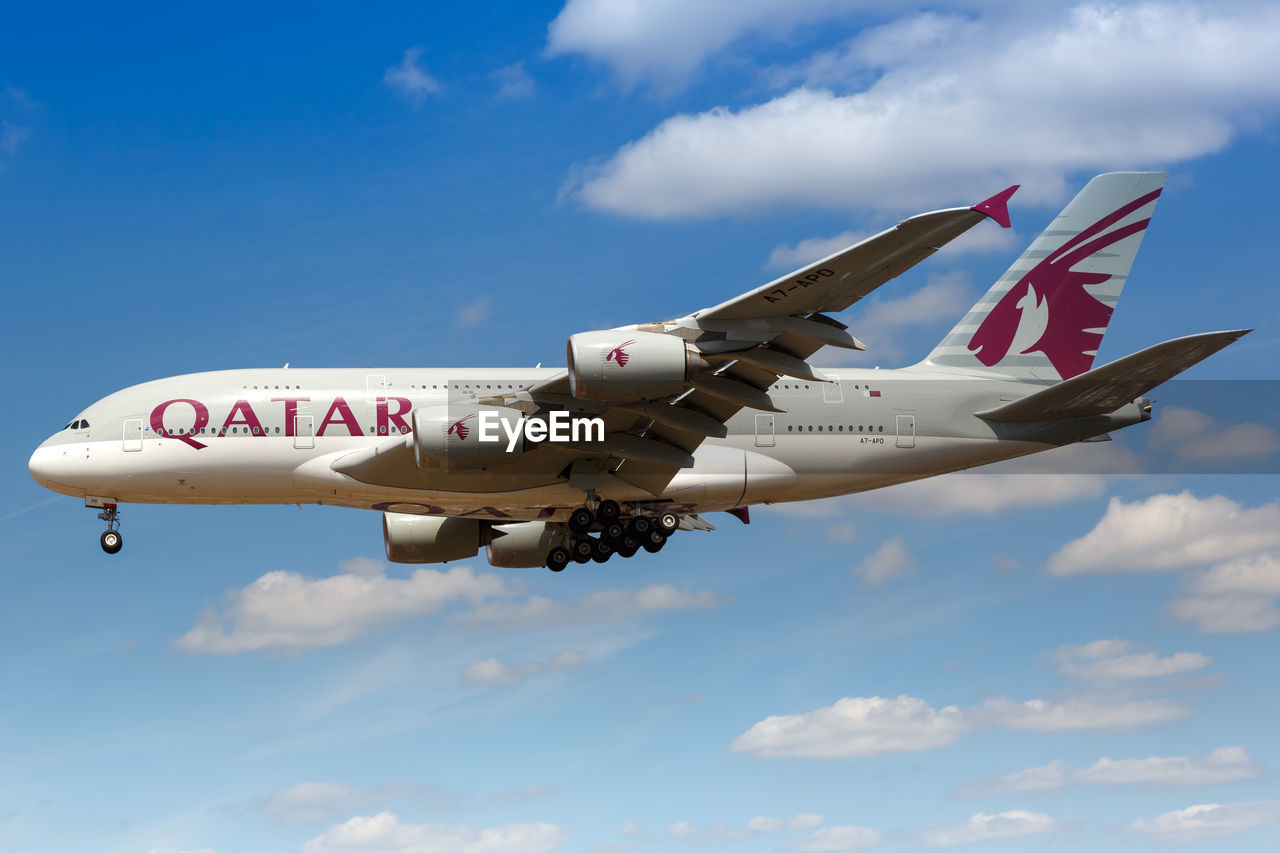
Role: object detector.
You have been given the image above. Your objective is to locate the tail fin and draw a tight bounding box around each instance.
[923,172,1167,382]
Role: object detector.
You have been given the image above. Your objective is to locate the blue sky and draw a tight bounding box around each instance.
[4,2,1280,851]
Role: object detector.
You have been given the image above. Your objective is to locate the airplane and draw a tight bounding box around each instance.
[29,172,1248,572]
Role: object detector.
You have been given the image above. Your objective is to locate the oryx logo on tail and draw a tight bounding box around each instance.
[605,340,636,367]
[967,187,1162,380]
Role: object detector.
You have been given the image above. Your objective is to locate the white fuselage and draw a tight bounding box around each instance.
[30,366,1095,522]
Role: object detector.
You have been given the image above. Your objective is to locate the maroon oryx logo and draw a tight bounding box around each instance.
[446,413,476,441]
[606,339,636,367]
[967,188,1161,380]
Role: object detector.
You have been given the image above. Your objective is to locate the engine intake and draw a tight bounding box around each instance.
[383,512,482,563]
[567,330,704,401]
[412,403,525,470]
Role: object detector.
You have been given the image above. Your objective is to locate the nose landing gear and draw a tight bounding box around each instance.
[97,503,123,554]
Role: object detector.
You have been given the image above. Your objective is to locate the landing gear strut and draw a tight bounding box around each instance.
[97,503,123,554]
[545,501,682,571]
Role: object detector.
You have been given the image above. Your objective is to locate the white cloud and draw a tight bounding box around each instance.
[729,695,970,758]
[748,813,825,832]
[1131,801,1280,844]
[457,297,491,328]
[1148,406,1280,462]
[1173,551,1280,633]
[261,781,460,825]
[570,3,1280,218]
[796,825,882,851]
[853,537,918,587]
[619,820,646,840]
[1046,492,1280,575]
[1078,746,1263,786]
[956,760,1072,796]
[767,230,869,271]
[773,472,1105,518]
[664,812,826,841]
[460,585,725,630]
[301,813,568,853]
[960,747,1263,795]
[855,273,971,330]
[462,650,585,685]
[920,810,1056,847]
[143,849,214,853]
[1054,639,1212,680]
[731,691,1184,758]
[384,47,441,105]
[545,0,862,91]
[176,564,519,655]
[981,696,1186,731]
[493,61,536,99]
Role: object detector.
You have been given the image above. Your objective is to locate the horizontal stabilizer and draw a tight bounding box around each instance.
[977,329,1250,423]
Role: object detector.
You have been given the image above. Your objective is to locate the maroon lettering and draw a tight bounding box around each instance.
[377,396,412,435]
[150,399,209,449]
[317,396,362,437]
[220,399,266,437]
[272,397,310,436]
[459,506,514,518]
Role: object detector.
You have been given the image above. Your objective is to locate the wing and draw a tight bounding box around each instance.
[698,186,1017,322]
[516,187,1020,497]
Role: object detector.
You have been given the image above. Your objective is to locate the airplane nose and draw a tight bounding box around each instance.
[29,445,57,487]
[29,443,78,493]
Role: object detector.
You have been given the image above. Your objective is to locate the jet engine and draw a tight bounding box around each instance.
[412,403,525,470]
[485,521,567,568]
[567,330,705,401]
[383,512,482,563]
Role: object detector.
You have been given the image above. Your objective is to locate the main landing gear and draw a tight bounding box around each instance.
[544,502,680,571]
[97,503,123,554]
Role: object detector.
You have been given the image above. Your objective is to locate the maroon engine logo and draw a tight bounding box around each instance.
[446,413,476,441]
[605,339,636,367]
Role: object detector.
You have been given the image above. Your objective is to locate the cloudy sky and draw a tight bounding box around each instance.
[4,1,1280,851]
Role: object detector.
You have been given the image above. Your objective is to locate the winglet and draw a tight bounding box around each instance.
[971,184,1019,229]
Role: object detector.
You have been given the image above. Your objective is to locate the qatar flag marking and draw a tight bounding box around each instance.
[863,389,881,398]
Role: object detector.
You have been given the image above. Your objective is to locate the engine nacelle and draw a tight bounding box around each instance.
[485,521,567,568]
[567,330,703,401]
[412,403,525,470]
[383,512,482,563]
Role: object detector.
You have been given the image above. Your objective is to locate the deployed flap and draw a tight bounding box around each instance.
[978,329,1250,423]
[696,190,1015,322]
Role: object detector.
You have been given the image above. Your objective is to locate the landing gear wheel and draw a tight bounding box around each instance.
[602,521,627,544]
[642,534,666,554]
[568,507,595,535]
[628,516,653,536]
[656,511,679,536]
[592,537,614,563]
[597,499,621,522]
[100,530,123,554]
[617,545,638,559]
[546,547,570,572]
[620,534,640,553]
[572,538,594,563]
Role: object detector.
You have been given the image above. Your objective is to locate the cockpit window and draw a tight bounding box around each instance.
[79,419,89,429]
